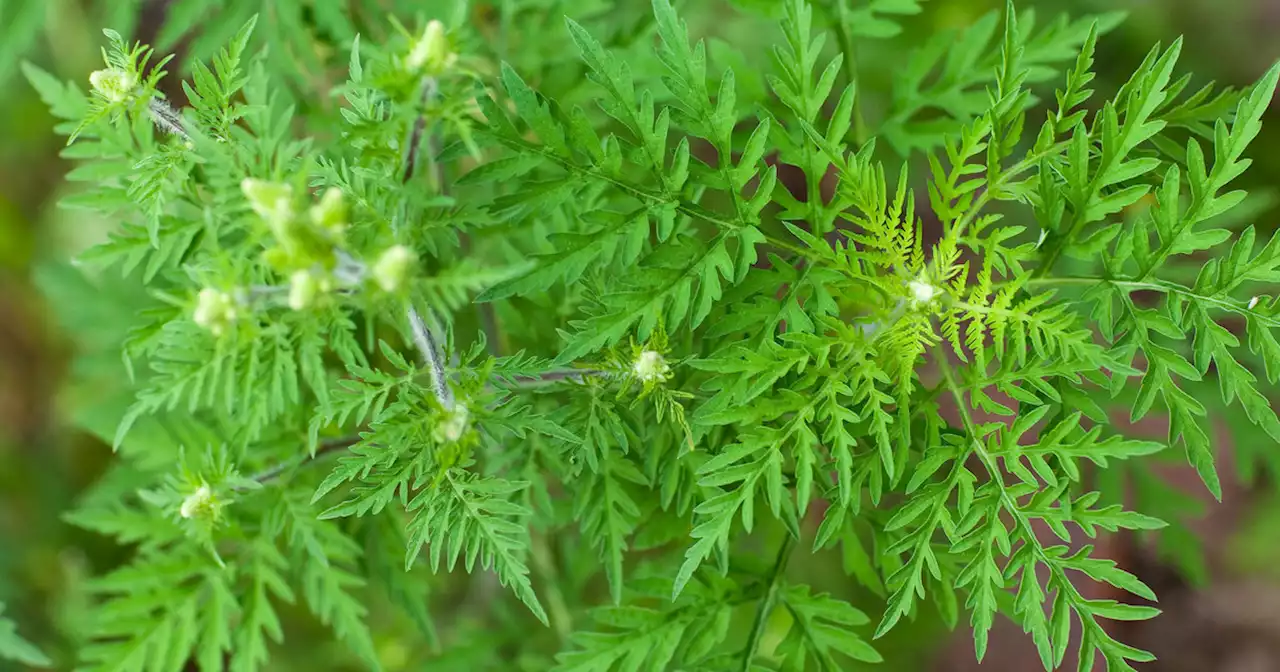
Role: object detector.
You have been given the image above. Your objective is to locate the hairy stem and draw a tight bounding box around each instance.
[936,354,1104,657]
[398,75,457,410]
[147,98,192,141]
[952,139,1071,242]
[408,305,456,410]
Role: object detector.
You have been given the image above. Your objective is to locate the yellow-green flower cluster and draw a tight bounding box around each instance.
[178,483,221,521]
[193,288,239,335]
[242,180,351,310]
[89,67,138,103]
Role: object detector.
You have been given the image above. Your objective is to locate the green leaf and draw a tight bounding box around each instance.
[0,603,50,667]
[779,584,882,666]
[404,470,549,625]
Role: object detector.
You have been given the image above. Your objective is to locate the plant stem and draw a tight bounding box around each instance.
[1026,276,1280,328]
[829,0,866,145]
[741,533,795,671]
[529,531,573,643]
[503,369,609,387]
[398,75,458,411]
[408,305,455,410]
[402,77,439,183]
[951,139,1071,242]
[147,98,192,141]
[935,353,1104,652]
[247,435,359,485]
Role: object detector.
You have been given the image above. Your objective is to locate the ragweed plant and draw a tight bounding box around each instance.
[21,0,1280,670]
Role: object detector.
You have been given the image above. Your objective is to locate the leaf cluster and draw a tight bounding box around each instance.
[19,0,1280,670]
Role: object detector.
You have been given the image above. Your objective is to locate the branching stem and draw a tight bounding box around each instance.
[936,354,1104,655]
[1026,275,1280,328]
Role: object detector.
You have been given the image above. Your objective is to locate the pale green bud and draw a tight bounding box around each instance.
[193,288,238,336]
[288,270,320,310]
[89,67,137,103]
[908,276,938,307]
[240,178,294,235]
[405,20,457,75]
[372,245,416,292]
[179,484,219,520]
[633,350,670,383]
[309,188,347,235]
[432,404,470,443]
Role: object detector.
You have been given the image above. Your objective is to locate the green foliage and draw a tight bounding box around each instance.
[22,0,1280,669]
[0,603,49,667]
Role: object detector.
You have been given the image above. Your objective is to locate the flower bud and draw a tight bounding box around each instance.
[372,245,416,292]
[310,188,347,236]
[179,484,218,520]
[193,288,238,336]
[432,404,470,443]
[405,20,457,76]
[908,276,938,307]
[288,270,320,310]
[240,178,294,236]
[633,350,670,383]
[89,67,137,103]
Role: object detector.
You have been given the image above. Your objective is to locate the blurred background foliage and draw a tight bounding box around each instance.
[0,0,1277,670]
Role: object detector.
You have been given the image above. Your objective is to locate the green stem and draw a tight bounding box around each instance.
[530,531,573,644]
[1026,276,1280,328]
[830,0,866,145]
[937,357,1047,536]
[1033,235,1068,279]
[763,233,819,260]
[935,354,1105,655]
[245,436,358,485]
[952,140,1071,242]
[762,234,897,304]
[782,603,843,672]
[741,533,796,671]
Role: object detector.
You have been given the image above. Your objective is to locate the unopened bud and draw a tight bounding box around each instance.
[372,245,416,292]
[908,277,938,307]
[405,20,457,75]
[433,404,470,443]
[193,288,238,336]
[289,270,320,310]
[240,178,294,235]
[633,350,670,383]
[179,484,216,519]
[310,188,347,235]
[89,68,137,103]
